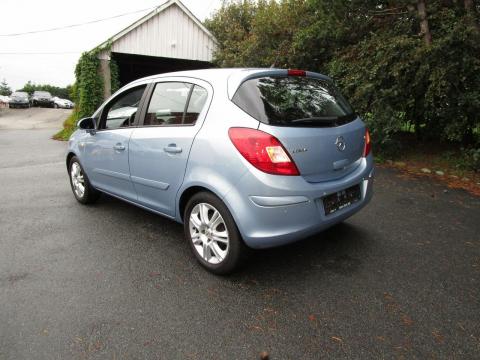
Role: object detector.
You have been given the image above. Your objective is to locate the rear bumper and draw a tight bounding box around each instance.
[224,155,374,249]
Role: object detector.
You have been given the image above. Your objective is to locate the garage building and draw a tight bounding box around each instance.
[96,0,217,99]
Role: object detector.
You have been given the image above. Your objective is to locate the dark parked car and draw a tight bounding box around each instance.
[32,91,54,107]
[9,92,30,108]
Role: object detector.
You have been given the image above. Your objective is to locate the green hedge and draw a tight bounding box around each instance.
[55,44,120,140]
[206,0,480,165]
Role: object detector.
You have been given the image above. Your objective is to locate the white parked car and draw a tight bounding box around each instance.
[53,97,74,109]
[0,95,10,108]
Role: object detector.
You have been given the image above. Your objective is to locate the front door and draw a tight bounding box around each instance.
[82,85,147,201]
[129,81,210,217]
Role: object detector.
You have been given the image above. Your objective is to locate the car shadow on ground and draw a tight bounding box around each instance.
[233,222,372,281]
[96,194,373,283]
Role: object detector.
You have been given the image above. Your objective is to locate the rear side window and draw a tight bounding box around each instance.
[184,85,208,125]
[143,82,207,127]
[232,76,356,127]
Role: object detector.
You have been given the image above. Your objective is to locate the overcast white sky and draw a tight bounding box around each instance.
[0,0,221,91]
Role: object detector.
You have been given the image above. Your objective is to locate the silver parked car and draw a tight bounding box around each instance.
[67,68,374,274]
[9,91,30,108]
[53,97,74,109]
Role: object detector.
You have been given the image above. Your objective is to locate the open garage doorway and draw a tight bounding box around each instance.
[112,52,213,87]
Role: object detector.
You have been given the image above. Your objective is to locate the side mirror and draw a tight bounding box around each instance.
[77,117,95,131]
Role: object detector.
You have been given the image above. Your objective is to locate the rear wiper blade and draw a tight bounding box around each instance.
[291,116,339,123]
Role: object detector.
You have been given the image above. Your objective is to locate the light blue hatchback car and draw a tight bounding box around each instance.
[67,68,374,274]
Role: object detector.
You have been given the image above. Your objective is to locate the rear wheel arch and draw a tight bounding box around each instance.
[178,184,240,223]
[177,184,247,242]
[179,186,216,222]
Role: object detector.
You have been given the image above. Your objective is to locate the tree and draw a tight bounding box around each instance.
[206,0,480,148]
[18,81,72,99]
[417,0,432,45]
[204,0,258,67]
[0,79,12,96]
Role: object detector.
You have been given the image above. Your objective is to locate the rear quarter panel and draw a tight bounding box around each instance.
[175,89,260,222]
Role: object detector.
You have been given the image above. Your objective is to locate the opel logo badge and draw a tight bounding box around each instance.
[335,136,346,151]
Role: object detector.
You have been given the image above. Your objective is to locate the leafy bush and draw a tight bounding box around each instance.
[73,50,104,119]
[206,0,480,154]
[461,148,480,172]
[361,112,404,156]
[55,45,118,140]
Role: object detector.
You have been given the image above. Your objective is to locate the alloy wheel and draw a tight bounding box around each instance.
[70,162,85,198]
[189,203,229,264]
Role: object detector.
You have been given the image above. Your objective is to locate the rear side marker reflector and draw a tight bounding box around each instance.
[228,127,300,176]
[287,69,306,76]
[363,128,371,157]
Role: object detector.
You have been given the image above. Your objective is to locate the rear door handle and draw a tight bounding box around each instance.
[114,143,126,151]
[163,144,182,154]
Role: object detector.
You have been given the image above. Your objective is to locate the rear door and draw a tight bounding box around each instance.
[129,79,211,217]
[82,85,147,201]
[232,74,366,182]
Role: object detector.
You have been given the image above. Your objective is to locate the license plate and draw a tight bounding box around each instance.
[323,184,361,215]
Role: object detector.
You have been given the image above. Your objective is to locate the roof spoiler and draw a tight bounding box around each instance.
[226,69,332,99]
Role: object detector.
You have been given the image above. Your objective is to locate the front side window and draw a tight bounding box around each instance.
[143,82,207,126]
[232,76,356,127]
[102,86,146,130]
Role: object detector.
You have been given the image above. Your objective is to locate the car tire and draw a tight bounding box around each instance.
[68,156,100,204]
[184,191,247,275]
[54,104,58,109]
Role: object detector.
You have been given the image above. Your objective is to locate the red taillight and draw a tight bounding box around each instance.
[363,129,371,157]
[287,69,306,76]
[228,128,300,176]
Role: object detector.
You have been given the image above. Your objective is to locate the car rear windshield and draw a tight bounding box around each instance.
[232,76,356,127]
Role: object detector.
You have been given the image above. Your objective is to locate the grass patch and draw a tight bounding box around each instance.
[378,133,478,173]
[375,132,480,195]
[53,111,79,141]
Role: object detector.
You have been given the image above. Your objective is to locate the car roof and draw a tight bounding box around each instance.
[129,68,332,98]
[131,68,260,81]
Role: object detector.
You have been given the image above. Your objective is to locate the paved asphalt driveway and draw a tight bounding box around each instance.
[1,109,479,359]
